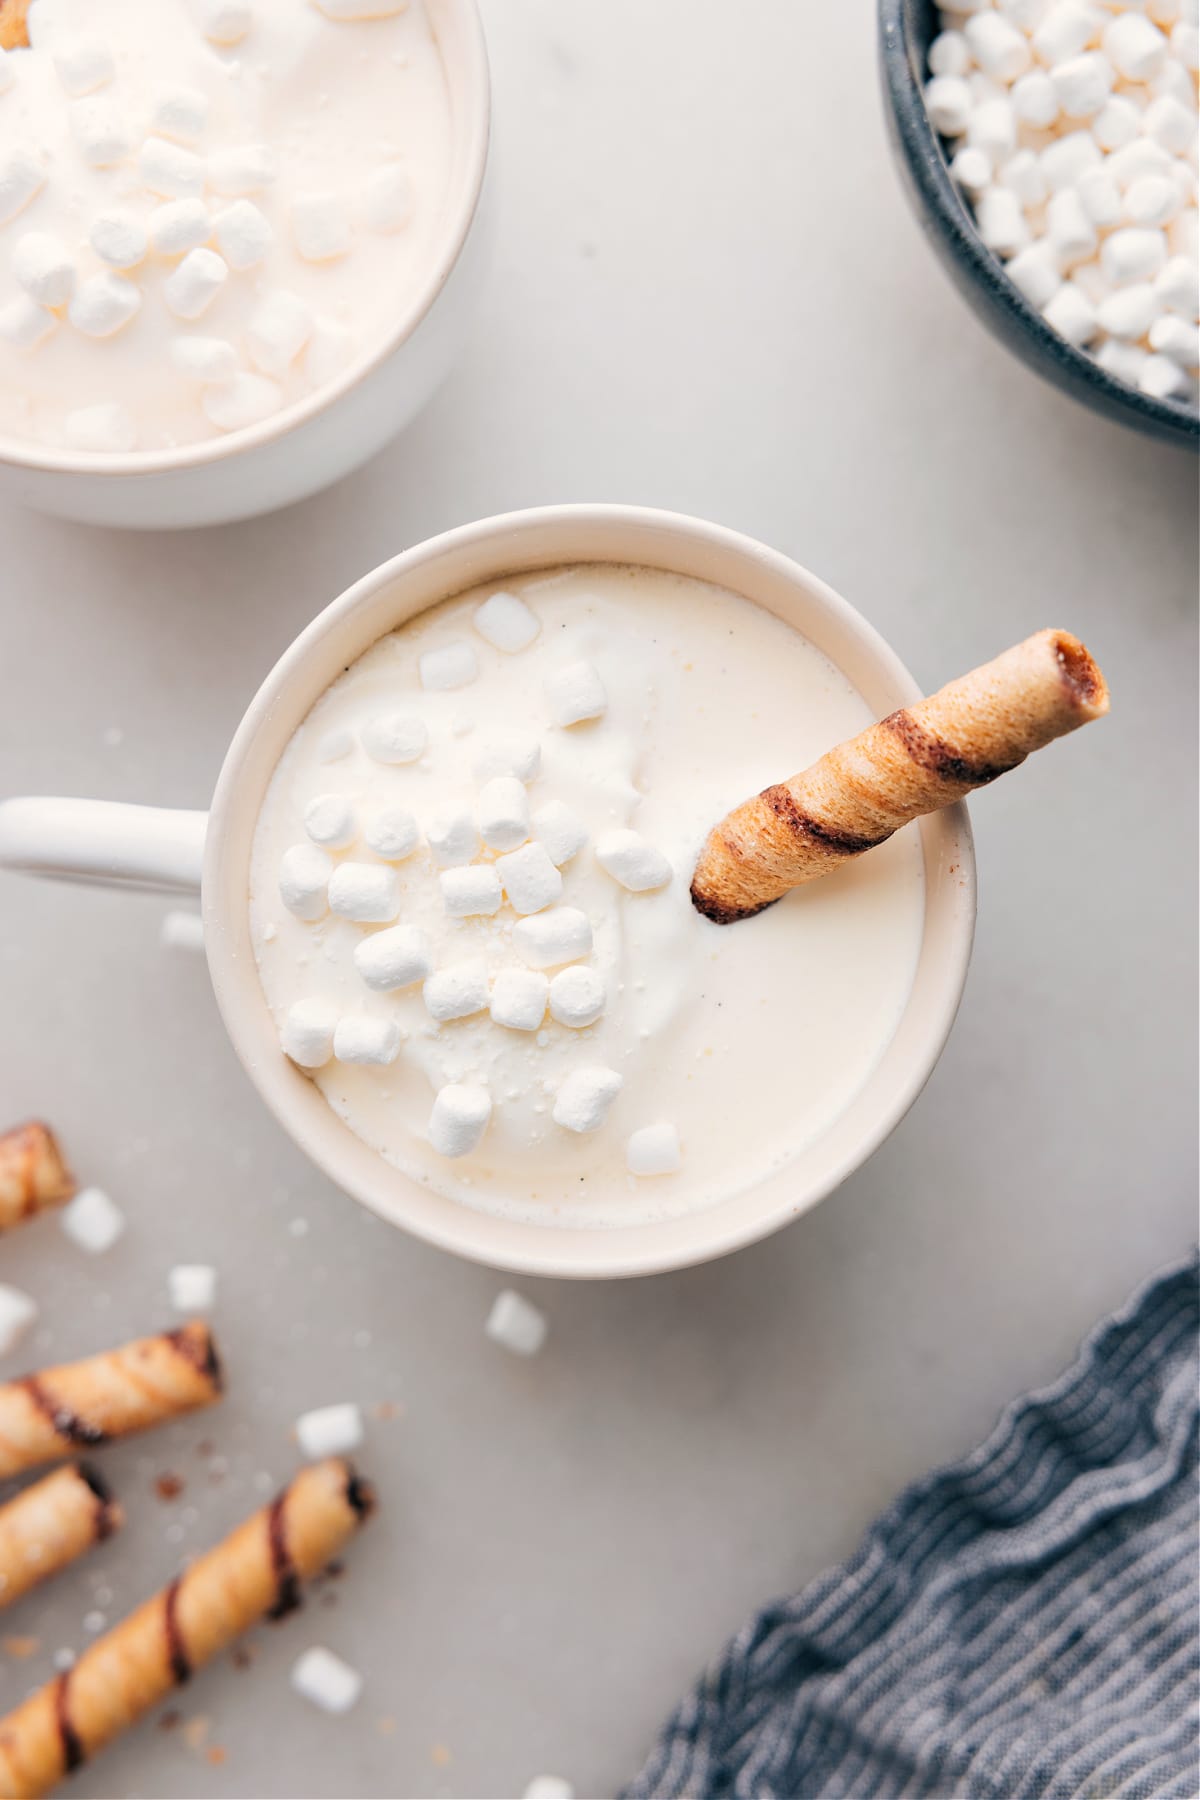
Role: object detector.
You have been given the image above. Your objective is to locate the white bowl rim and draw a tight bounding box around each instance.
[203,504,978,1280]
[0,0,490,480]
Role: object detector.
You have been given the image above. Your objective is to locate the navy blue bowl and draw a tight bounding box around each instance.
[879,0,1199,452]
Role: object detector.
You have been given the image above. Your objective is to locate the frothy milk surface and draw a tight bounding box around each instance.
[250,566,927,1228]
[0,0,452,451]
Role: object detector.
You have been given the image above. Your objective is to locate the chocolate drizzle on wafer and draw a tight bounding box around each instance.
[20,1377,107,1449]
[53,1674,84,1774]
[267,1494,302,1619]
[163,1579,192,1684]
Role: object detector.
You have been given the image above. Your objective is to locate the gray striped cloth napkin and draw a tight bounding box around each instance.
[625,1254,1199,1800]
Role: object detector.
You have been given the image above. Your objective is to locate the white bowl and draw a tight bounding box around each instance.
[0,506,976,1277]
[0,0,491,531]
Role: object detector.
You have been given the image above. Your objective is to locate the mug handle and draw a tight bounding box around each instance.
[0,798,207,895]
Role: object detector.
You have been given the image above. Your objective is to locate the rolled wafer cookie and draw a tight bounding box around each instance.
[0,1466,121,1612]
[0,0,28,50]
[0,1457,374,1799]
[0,1323,222,1480]
[691,629,1109,922]
[0,1125,74,1234]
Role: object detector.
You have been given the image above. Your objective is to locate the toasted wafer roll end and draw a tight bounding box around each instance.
[0,0,29,50]
[0,1465,123,1615]
[0,1124,75,1233]
[691,629,1109,922]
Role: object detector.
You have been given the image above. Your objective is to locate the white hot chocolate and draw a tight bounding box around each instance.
[249,565,927,1228]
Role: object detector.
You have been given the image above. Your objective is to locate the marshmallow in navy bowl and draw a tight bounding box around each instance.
[0,0,491,527]
[879,0,1199,451]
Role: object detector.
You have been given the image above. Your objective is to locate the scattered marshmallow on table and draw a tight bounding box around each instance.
[61,1187,125,1255]
[523,1779,574,1799]
[474,738,542,784]
[304,794,358,850]
[426,809,479,868]
[168,1264,217,1313]
[355,924,433,992]
[546,660,607,727]
[473,590,541,653]
[333,1016,402,1066]
[364,806,420,861]
[490,968,549,1031]
[532,801,588,867]
[486,1289,547,1357]
[440,864,503,917]
[513,907,593,969]
[596,829,672,892]
[160,909,206,952]
[282,999,338,1068]
[497,842,563,914]
[479,776,531,851]
[362,712,427,765]
[429,1084,492,1158]
[295,1402,364,1460]
[0,1286,38,1358]
[626,1121,682,1177]
[291,1647,363,1715]
[279,844,334,921]
[328,863,401,923]
[553,1066,623,1133]
[420,640,479,692]
[424,961,490,1022]
[548,965,605,1029]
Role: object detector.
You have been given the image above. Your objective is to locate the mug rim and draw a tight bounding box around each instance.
[203,505,977,1279]
[0,0,491,480]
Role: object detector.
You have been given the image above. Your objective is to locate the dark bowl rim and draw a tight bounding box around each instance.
[879,0,1200,448]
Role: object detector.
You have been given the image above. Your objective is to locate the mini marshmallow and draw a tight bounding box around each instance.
[207,143,277,195]
[248,288,313,376]
[164,247,227,320]
[354,924,433,992]
[333,1016,402,1066]
[365,163,415,233]
[1139,352,1191,398]
[169,335,239,382]
[54,36,115,96]
[1043,279,1100,344]
[291,1647,362,1715]
[1143,95,1197,158]
[69,273,141,338]
[70,97,130,166]
[1124,175,1180,228]
[928,29,969,77]
[12,231,75,306]
[553,1066,623,1134]
[328,863,401,923]
[967,97,1018,162]
[61,1187,125,1255]
[167,1264,217,1312]
[596,829,672,892]
[496,842,563,915]
[0,294,56,350]
[213,198,272,270]
[1032,4,1103,67]
[473,590,541,653]
[548,965,605,1029]
[1000,150,1047,211]
[1103,11,1169,80]
[532,801,588,867]
[1171,19,1199,70]
[305,793,358,850]
[426,810,479,868]
[1049,50,1113,117]
[1006,242,1064,308]
[304,316,353,386]
[364,806,420,861]
[150,85,209,146]
[440,864,503,917]
[362,713,427,765]
[489,968,549,1031]
[0,148,43,225]
[546,660,606,727]
[150,199,212,256]
[524,1780,574,1800]
[485,1289,547,1357]
[479,776,531,851]
[473,738,542,784]
[1091,96,1141,152]
[138,135,204,198]
[950,147,993,196]
[977,185,1030,254]
[202,0,253,43]
[318,727,355,764]
[282,999,337,1067]
[626,1121,682,1177]
[0,1286,37,1358]
[1046,187,1098,264]
[160,909,205,951]
[65,403,137,452]
[1095,338,1151,386]
[1106,140,1173,192]
[1011,68,1060,128]
[1070,259,1108,306]
[291,190,352,262]
[1041,130,1101,192]
[295,1402,363,1460]
[89,211,148,270]
[429,1084,492,1158]
[965,12,1031,80]
[202,373,283,431]
[1168,209,1197,262]
[1149,314,1200,365]
[925,75,972,136]
[420,640,479,691]
[1076,167,1122,228]
[513,907,593,969]
[423,961,490,1022]
[1101,225,1169,284]
[279,844,334,921]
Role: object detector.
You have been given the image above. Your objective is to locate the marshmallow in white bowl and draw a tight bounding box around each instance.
[333,1016,402,1066]
[328,863,401,923]
[479,776,530,851]
[486,1289,547,1357]
[291,189,352,263]
[428,1084,492,1158]
[282,999,338,1068]
[304,794,358,851]
[513,908,593,969]
[595,829,672,893]
[361,713,427,766]
[473,738,541,784]
[279,844,334,921]
[423,961,490,1022]
[473,591,540,653]
[552,1066,622,1133]
[364,806,420,861]
[419,640,478,691]
[532,801,588,867]
[548,965,605,1029]
[489,968,549,1032]
[626,1121,682,1176]
[12,231,76,307]
[426,809,479,868]
[354,925,433,993]
[440,864,503,917]
[497,843,563,916]
[247,288,313,377]
[546,660,606,727]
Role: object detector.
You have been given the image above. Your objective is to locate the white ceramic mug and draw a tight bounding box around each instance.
[0,0,490,531]
[0,506,976,1278]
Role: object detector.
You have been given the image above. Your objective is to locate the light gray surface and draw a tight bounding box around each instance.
[0,2,1196,1796]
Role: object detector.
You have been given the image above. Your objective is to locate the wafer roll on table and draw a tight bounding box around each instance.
[691,629,1110,923]
[0,1126,74,1235]
[0,1467,121,1612]
[0,1457,374,1799]
[0,0,28,50]
[0,1323,221,1480]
